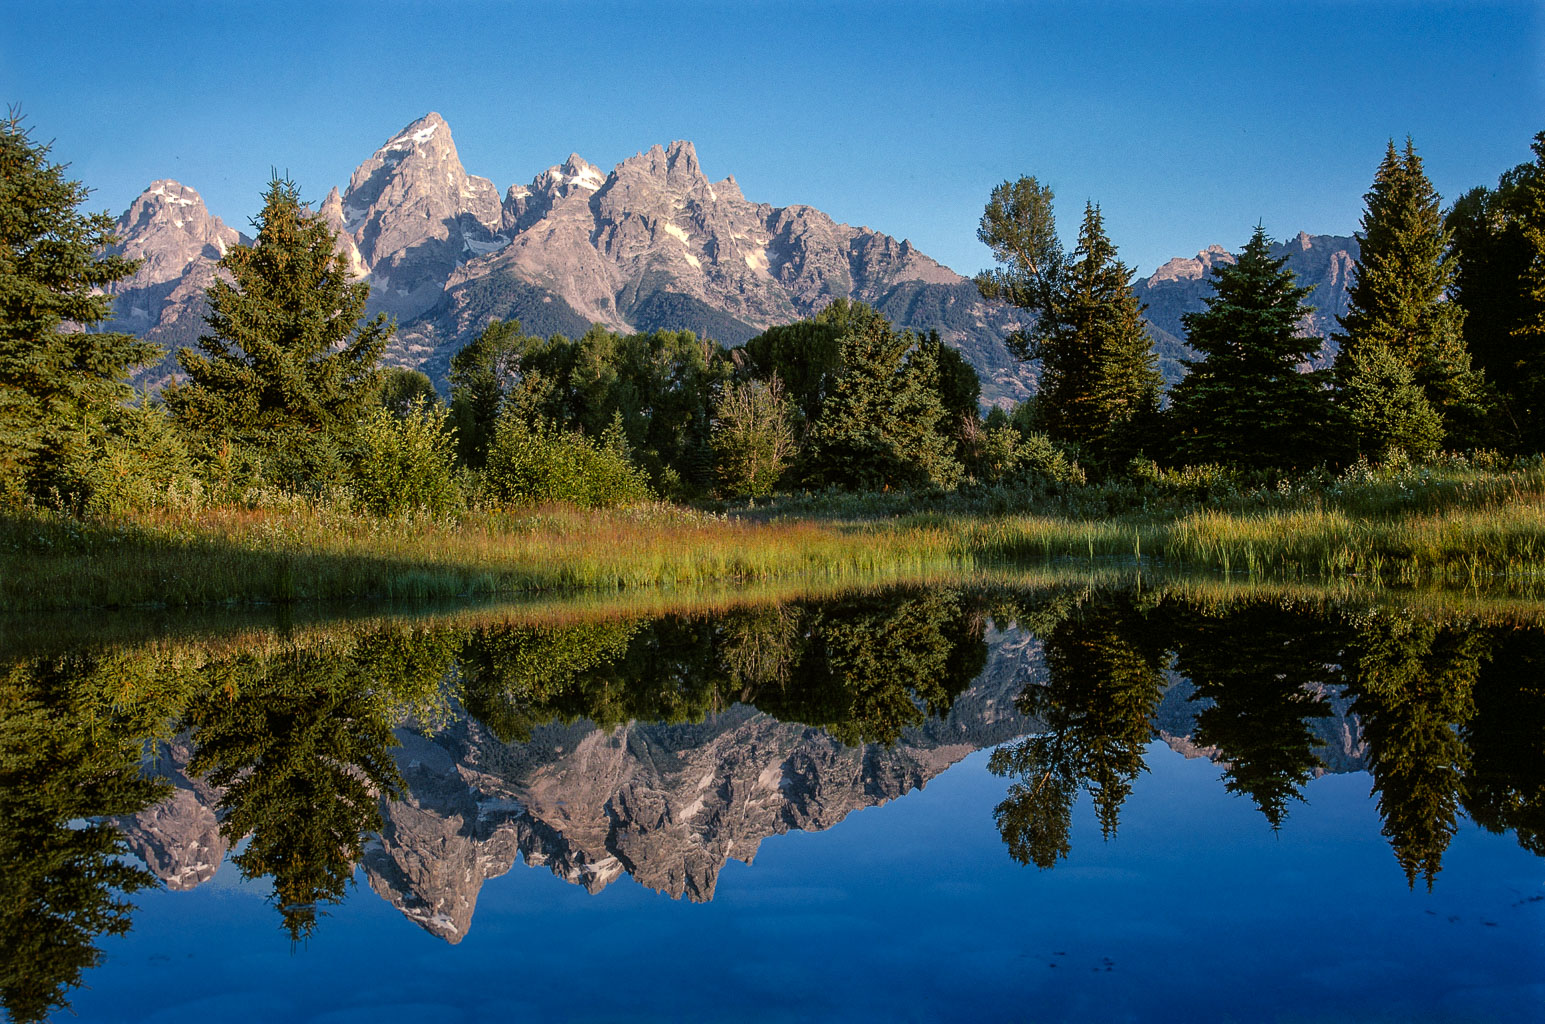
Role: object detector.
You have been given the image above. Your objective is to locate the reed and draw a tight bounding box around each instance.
[6,459,1545,611]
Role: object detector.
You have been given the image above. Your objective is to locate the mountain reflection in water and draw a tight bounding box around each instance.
[2,581,1542,1022]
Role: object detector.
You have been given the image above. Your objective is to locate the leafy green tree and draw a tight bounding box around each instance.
[1167,226,1334,469]
[164,176,391,489]
[449,318,542,468]
[351,395,461,515]
[375,366,439,416]
[1336,140,1487,447]
[1345,611,1487,890]
[482,413,652,508]
[1169,600,1341,829]
[1462,625,1545,855]
[744,588,986,747]
[1449,132,1545,451]
[1342,342,1444,461]
[712,375,796,497]
[742,300,854,431]
[0,115,157,502]
[800,304,963,489]
[976,181,1159,462]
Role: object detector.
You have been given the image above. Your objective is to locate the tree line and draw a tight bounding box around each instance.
[977,133,1545,474]
[5,115,1545,518]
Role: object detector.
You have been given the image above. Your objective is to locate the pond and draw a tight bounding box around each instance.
[2,579,1541,1022]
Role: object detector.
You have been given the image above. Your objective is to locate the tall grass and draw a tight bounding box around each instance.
[6,460,1545,611]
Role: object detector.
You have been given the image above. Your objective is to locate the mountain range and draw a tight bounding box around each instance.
[104,112,1359,407]
[113,624,1367,943]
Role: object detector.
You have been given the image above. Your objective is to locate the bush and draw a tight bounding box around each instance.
[352,396,462,516]
[482,416,652,509]
[63,403,204,516]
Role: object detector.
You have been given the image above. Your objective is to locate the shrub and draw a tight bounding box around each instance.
[482,416,652,509]
[352,396,462,516]
[64,403,203,516]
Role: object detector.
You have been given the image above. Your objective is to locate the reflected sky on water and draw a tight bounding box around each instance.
[4,581,1542,1023]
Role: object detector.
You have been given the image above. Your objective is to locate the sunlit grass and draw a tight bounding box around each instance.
[6,459,1545,611]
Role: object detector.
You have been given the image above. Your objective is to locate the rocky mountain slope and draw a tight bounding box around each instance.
[104,112,1358,407]
[1134,232,1359,384]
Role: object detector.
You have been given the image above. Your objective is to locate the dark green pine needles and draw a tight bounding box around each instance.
[165,176,391,489]
[1168,226,1331,470]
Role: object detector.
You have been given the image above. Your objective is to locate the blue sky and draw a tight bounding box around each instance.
[4,1,1540,276]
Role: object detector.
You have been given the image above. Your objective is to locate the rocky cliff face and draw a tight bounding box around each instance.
[1133,231,1359,385]
[107,114,1034,404]
[113,738,228,891]
[104,180,246,384]
[106,113,1361,408]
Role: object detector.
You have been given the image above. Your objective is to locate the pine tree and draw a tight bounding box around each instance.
[164,176,391,488]
[0,114,156,499]
[1336,139,1486,447]
[1167,226,1332,469]
[976,181,1159,463]
[1449,132,1545,451]
[800,304,962,490]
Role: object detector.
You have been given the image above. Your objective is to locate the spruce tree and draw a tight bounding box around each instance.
[1336,139,1486,447]
[1449,132,1545,451]
[164,176,391,488]
[0,115,156,499]
[976,181,1159,463]
[1167,226,1331,469]
[800,304,962,490]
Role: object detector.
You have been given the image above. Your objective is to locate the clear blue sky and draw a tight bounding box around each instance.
[4,0,1540,276]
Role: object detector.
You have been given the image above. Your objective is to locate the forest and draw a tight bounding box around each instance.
[5,115,1545,609]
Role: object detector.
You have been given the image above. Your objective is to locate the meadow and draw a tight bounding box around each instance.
[6,457,1545,612]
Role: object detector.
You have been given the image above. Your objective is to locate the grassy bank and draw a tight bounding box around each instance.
[5,462,1545,611]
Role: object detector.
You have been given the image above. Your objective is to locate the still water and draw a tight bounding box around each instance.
[3,581,1541,1022]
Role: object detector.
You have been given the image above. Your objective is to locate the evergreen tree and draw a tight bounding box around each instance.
[0,114,156,500]
[1449,133,1545,451]
[1167,226,1332,469]
[800,304,963,489]
[163,176,391,489]
[448,318,540,467]
[1336,140,1486,448]
[976,181,1159,462]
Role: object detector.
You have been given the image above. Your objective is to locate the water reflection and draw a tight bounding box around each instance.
[2,581,1544,1022]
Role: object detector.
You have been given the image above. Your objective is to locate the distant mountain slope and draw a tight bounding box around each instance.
[1133,232,1359,385]
[106,113,1357,407]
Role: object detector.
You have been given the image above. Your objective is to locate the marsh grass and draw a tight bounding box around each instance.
[6,461,1545,611]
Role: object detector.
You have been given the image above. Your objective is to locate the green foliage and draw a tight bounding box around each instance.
[375,366,439,416]
[62,400,203,517]
[0,115,157,502]
[352,395,461,516]
[988,590,1165,867]
[164,176,390,491]
[976,183,1160,462]
[0,653,169,1024]
[1168,226,1334,469]
[712,375,796,497]
[449,318,539,468]
[742,299,854,429]
[1336,139,1487,444]
[183,643,405,941]
[1343,343,1445,462]
[482,414,652,508]
[1346,610,1486,889]
[800,304,964,490]
[1448,132,1545,452]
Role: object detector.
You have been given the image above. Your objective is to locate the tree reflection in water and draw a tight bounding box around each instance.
[3,582,1545,1022]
